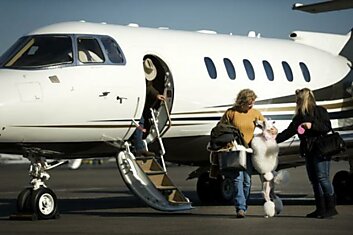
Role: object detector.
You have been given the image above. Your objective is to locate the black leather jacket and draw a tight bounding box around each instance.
[276,105,331,157]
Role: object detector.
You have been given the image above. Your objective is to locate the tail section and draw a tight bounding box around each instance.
[290,29,352,58]
[340,29,353,64]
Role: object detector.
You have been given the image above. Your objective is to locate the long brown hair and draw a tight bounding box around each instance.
[295,88,316,116]
[233,89,257,112]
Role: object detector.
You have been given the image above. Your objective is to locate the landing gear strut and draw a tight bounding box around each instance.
[11,152,64,220]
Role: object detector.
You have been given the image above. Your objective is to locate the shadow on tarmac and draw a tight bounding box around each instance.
[0,190,315,219]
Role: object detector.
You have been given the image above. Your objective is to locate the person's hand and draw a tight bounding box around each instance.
[157,94,166,101]
[301,122,312,130]
[270,127,278,135]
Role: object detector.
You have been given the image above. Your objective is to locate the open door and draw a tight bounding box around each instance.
[141,55,174,144]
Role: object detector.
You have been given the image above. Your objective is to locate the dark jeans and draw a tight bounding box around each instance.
[305,154,334,197]
[132,117,145,151]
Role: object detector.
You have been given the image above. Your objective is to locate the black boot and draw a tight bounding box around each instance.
[324,194,338,218]
[306,195,325,218]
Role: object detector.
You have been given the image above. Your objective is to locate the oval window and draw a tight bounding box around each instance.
[262,60,274,81]
[299,62,311,82]
[243,59,255,80]
[204,57,217,79]
[282,61,293,82]
[224,58,236,80]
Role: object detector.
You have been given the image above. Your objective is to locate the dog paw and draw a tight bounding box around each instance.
[264,201,275,217]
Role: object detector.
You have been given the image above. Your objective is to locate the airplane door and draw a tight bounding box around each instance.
[72,36,144,141]
[93,66,144,140]
[142,56,174,144]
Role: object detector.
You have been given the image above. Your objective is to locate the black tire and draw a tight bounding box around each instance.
[30,187,58,219]
[217,175,234,204]
[196,172,219,204]
[17,187,32,212]
[333,170,353,204]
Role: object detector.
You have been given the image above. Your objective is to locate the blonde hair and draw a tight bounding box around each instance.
[234,89,257,111]
[295,88,316,116]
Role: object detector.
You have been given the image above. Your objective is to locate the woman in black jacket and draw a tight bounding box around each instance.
[276,88,338,218]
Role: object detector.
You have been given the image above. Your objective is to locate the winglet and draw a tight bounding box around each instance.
[292,1,353,13]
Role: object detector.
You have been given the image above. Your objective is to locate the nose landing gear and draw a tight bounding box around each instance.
[15,187,58,220]
[10,151,64,220]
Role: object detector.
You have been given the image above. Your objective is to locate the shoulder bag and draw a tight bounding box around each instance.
[314,129,346,158]
[217,148,247,172]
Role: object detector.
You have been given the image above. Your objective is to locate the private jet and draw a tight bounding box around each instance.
[0,21,352,219]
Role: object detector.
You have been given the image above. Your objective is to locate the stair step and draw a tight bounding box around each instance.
[156,185,177,190]
[117,144,192,211]
[136,158,164,173]
[167,189,190,204]
[144,170,166,175]
[135,156,155,161]
[148,173,178,191]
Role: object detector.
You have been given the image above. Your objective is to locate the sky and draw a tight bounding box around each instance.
[0,0,352,54]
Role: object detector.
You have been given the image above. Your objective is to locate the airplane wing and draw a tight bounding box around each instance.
[293,0,353,13]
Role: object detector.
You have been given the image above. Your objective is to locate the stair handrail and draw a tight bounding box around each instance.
[150,107,167,172]
[159,100,172,137]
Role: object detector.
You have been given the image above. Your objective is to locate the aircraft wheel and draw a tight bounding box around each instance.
[17,187,32,212]
[196,172,219,204]
[30,187,58,219]
[333,170,353,204]
[217,175,234,204]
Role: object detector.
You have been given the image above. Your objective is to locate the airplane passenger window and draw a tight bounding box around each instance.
[204,57,217,79]
[224,58,236,80]
[77,38,104,63]
[101,36,125,64]
[299,62,311,82]
[4,36,73,68]
[243,59,255,80]
[282,61,293,82]
[262,60,274,81]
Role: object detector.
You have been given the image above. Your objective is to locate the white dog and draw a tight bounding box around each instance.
[251,119,288,217]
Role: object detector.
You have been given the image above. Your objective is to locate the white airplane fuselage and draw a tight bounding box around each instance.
[0,22,352,165]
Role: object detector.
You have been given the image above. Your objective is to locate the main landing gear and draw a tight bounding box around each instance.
[196,171,234,205]
[10,152,65,220]
[333,170,353,204]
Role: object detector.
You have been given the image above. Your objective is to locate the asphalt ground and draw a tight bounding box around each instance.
[0,160,352,235]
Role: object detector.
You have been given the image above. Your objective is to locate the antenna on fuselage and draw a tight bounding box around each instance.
[248,31,261,38]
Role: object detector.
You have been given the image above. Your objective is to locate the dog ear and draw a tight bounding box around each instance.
[254,119,264,129]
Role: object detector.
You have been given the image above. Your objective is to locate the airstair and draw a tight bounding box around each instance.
[116,104,192,211]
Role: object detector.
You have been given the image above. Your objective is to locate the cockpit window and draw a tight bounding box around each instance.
[0,37,28,66]
[101,36,125,64]
[77,37,104,63]
[4,36,73,68]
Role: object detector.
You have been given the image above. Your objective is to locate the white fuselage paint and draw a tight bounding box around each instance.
[0,22,351,156]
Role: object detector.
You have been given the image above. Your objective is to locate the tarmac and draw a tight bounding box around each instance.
[0,159,352,235]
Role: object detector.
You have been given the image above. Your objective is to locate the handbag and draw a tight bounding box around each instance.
[217,150,247,171]
[314,129,346,158]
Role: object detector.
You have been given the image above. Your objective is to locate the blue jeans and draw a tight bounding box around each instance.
[305,155,334,197]
[232,154,253,212]
[132,117,145,151]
